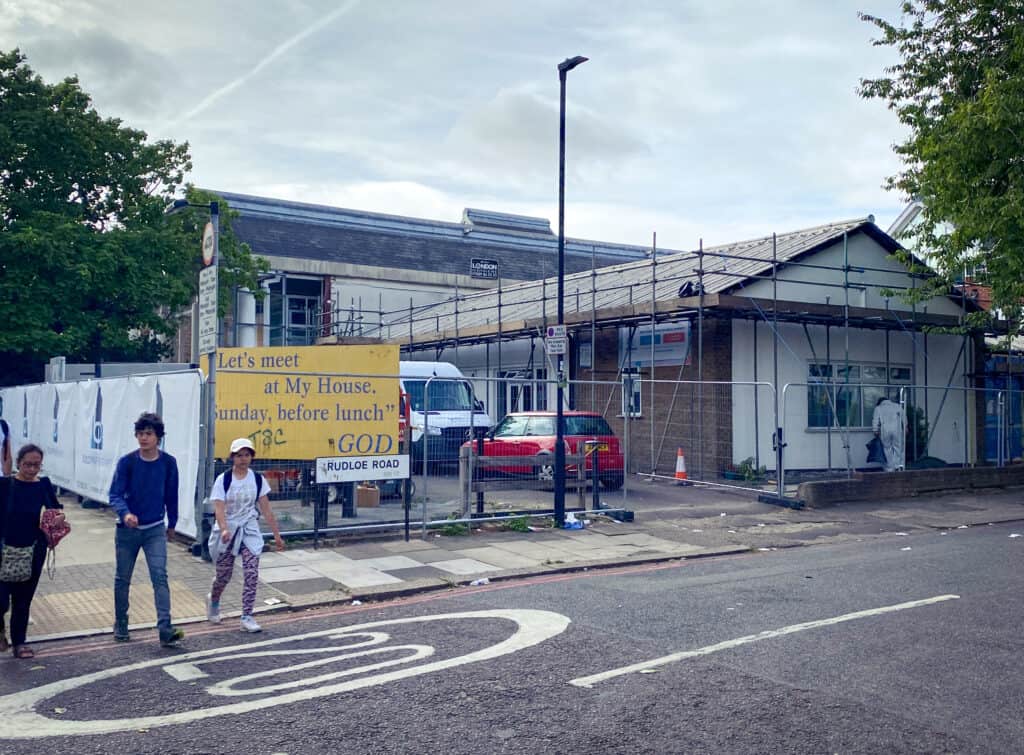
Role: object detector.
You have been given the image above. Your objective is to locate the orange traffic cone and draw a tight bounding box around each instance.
[674,448,690,485]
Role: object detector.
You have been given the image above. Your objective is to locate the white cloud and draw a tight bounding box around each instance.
[2,0,914,246]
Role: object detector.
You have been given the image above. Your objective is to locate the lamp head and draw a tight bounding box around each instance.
[558,56,588,74]
[163,198,190,216]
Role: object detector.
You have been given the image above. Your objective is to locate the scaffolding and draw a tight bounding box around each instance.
[314,217,1013,481]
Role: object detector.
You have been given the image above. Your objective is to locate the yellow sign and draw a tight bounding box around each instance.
[214,345,400,460]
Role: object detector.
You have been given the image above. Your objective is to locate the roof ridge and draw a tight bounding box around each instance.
[704,216,874,252]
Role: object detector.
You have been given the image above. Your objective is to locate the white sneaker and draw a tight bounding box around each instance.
[206,593,221,624]
[240,615,261,633]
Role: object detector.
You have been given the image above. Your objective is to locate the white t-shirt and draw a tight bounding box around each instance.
[209,469,270,527]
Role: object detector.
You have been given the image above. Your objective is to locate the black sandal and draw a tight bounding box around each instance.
[13,644,34,659]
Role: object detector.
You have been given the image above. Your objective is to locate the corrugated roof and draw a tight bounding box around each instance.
[369,217,878,339]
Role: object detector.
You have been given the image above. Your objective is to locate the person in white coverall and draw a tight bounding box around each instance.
[872,397,906,472]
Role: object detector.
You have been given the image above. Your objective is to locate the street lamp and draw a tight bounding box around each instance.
[164,198,220,538]
[555,55,587,527]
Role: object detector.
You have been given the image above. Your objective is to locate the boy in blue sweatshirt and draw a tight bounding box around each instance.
[108,412,184,647]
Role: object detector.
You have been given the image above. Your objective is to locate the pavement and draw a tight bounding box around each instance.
[24,478,1024,645]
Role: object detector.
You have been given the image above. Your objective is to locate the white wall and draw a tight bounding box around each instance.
[738,234,969,318]
[732,319,975,471]
[332,278,453,334]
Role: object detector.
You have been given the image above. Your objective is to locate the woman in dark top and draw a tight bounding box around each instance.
[0,443,63,659]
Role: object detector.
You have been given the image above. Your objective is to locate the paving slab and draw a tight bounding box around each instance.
[280,549,355,564]
[446,547,541,570]
[355,556,426,571]
[429,558,501,576]
[258,564,325,583]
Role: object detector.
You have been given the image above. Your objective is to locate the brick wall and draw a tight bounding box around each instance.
[574,318,733,479]
[798,465,1024,507]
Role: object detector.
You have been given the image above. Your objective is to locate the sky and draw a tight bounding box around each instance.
[1,0,912,252]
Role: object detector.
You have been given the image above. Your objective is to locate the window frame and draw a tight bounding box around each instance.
[807,361,911,430]
[621,369,642,418]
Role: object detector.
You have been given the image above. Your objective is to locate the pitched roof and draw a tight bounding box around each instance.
[369,217,884,339]
[216,191,647,281]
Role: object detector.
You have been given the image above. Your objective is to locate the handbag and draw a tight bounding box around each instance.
[0,543,34,583]
[0,479,34,581]
[40,509,70,549]
[39,508,70,579]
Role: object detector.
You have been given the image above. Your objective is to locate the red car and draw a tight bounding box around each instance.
[465,411,624,490]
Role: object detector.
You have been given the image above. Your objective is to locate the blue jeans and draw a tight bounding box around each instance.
[114,524,172,635]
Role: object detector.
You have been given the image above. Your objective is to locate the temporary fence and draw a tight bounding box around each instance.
[8,365,1019,550]
[778,382,1024,491]
[0,371,204,538]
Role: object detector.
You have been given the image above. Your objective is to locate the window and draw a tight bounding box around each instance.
[807,362,911,429]
[525,417,556,436]
[498,369,548,416]
[566,415,614,436]
[267,277,321,346]
[622,369,642,417]
[493,415,529,437]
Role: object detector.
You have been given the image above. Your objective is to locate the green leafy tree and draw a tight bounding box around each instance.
[0,49,266,386]
[859,1,1024,326]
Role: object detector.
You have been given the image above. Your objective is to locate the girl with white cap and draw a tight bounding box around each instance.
[206,437,285,632]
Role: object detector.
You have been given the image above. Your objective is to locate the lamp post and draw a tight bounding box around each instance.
[164,198,220,534]
[554,55,587,527]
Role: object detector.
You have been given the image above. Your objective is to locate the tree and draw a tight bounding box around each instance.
[859,1,1024,326]
[0,50,266,386]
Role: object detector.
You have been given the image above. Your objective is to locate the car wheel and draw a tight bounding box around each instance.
[600,474,624,491]
[536,454,555,490]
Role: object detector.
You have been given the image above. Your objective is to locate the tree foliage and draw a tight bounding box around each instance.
[0,50,266,385]
[860,1,1024,326]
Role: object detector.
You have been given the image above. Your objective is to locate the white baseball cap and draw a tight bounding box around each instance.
[229,438,256,455]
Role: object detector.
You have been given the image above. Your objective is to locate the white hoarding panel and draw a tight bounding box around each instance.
[0,372,202,539]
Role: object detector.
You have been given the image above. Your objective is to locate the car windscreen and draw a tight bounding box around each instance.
[525,417,556,435]
[493,415,529,437]
[404,379,474,411]
[565,415,614,436]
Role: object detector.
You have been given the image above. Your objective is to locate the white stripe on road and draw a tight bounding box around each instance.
[0,609,571,739]
[569,594,960,689]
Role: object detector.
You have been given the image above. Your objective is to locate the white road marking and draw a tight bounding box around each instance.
[0,609,570,739]
[569,594,960,689]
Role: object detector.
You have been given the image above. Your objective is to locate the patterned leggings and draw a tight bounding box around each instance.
[211,546,260,616]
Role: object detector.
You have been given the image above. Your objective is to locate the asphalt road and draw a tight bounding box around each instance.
[1,523,1020,754]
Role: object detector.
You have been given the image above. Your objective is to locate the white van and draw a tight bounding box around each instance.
[400,361,492,472]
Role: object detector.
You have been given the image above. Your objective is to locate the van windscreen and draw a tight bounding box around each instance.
[404,379,474,411]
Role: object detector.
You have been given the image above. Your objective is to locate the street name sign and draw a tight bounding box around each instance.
[316,454,410,482]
